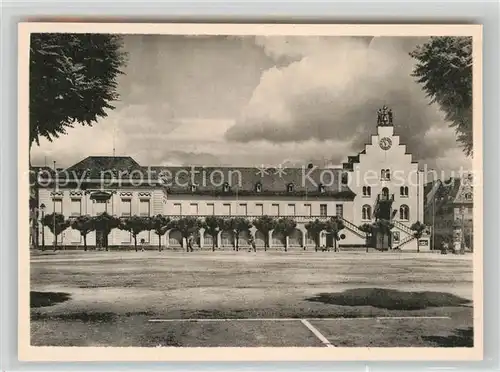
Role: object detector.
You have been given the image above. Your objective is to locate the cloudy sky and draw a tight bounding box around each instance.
[31,34,472,173]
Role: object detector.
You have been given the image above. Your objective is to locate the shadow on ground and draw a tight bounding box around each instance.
[30,291,71,308]
[306,288,471,310]
[423,327,473,347]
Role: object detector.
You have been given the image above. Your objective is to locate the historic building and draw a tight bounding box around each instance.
[33,106,429,251]
[424,173,474,251]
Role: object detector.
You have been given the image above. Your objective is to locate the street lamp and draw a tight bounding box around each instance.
[40,203,46,251]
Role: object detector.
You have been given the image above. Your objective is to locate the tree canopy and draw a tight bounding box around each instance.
[410,36,473,156]
[30,33,127,147]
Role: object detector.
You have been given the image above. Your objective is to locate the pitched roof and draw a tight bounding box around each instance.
[32,156,355,199]
[66,156,142,172]
[150,165,353,198]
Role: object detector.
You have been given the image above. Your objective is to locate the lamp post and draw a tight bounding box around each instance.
[40,203,46,251]
[460,205,466,254]
[53,161,57,252]
[426,168,437,250]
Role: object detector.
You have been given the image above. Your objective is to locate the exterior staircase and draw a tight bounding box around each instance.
[392,234,416,250]
[392,220,413,234]
[340,217,368,239]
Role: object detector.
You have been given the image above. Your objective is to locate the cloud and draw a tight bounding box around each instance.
[225,36,461,163]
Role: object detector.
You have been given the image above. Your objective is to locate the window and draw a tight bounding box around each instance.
[255,182,262,193]
[362,186,371,197]
[287,183,294,192]
[287,204,296,216]
[223,182,230,192]
[70,198,81,216]
[172,203,182,215]
[121,199,132,217]
[255,203,264,216]
[238,203,247,216]
[271,204,280,216]
[139,199,150,217]
[206,203,215,215]
[381,169,391,180]
[399,204,410,220]
[53,199,63,214]
[304,204,312,216]
[189,203,199,215]
[320,204,328,217]
[222,203,231,216]
[190,184,197,192]
[465,193,472,200]
[400,186,409,197]
[362,205,372,220]
[318,184,326,193]
[336,204,344,218]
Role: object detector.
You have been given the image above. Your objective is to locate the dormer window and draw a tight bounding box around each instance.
[223,182,230,192]
[318,184,326,193]
[287,183,294,192]
[190,184,197,192]
[255,182,262,193]
[465,192,472,200]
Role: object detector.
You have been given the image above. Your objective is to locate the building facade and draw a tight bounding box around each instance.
[424,173,474,251]
[33,107,429,251]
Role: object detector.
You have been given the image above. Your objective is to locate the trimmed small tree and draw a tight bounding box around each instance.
[305,219,326,252]
[274,217,297,252]
[228,217,253,251]
[170,217,202,252]
[324,216,345,252]
[119,216,151,252]
[149,215,171,252]
[91,212,120,251]
[252,216,278,251]
[202,216,226,251]
[41,212,70,250]
[410,221,427,253]
[70,215,94,251]
[359,223,374,252]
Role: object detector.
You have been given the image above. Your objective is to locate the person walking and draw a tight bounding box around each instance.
[248,236,256,252]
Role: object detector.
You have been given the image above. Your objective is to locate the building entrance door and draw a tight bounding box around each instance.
[375,232,390,250]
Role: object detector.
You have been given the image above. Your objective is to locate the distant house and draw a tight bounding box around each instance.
[424,174,474,251]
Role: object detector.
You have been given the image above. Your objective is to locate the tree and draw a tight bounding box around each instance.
[359,223,374,252]
[305,219,326,251]
[119,216,151,252]
[41,212,70,250]
[91,212,120,251]
[410,37,473,156]
[252,216,278,251]
[274,218,297,252]
[70,215,94,251]
[170,217,202,252]
[202,216,226,251]
[149,215,171,252]
[324,216,345,252]
[410,221,427,253]
[228,217,253,251]
[30,33,127,148]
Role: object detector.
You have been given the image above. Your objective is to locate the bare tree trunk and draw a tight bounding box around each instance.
[83,234,87,251]
[134,235,138,252]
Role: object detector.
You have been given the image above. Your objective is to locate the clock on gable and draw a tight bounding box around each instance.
[379,137,392,150]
